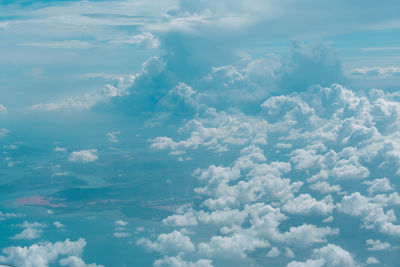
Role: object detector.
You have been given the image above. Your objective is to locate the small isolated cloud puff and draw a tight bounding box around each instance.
[114,220,128,226]
[106,131,120,143]
[10,221,45,240]
[366,239,391,251]
[0,104,7,114]
[54,147,68,152]
[0,129,9,138]
[68,149,98,163]
[54,221,66,229]
[365,257,380,265]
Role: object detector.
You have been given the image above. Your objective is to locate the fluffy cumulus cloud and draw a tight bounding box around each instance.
[366,239,391,251]
[287,244,358,267]
[68,149,98,163]
[0,238,102,267]
[138,80,400,265]
[2,1,400,266]
[11,221,45,240]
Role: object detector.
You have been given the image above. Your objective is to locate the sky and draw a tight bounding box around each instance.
[0,0,400,266]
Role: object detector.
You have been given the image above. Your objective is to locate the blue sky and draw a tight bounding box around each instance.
[0,1,400,266]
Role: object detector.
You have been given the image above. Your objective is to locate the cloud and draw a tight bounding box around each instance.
[349,66,400,78]
[153,256,213,267]
[266,247,281,258]
[365,257,380,265]
[68,149,98,163]
[20,40,94,49]
[0,129,9,138]
[0,211,23,221]
[137,230,195,254]
[11,221,45,240]
[0,238,101,267]
[112,220,130,238]
[109,32,160,49]
[150,109,268,154]
[53,221,65,229]
[114,220,128,227]
[54,147,67,152]
[106,131,121,143]
[363,178,393,195]
[113,232,131,238]
[0,104,7,114]
[59,256,104,267]
[366,239,391,251]
[309,181,341,194]
[281,194,334,215]
[338,192,400,236]
[31,84,127,111]
[11,228,43,240]
[287,244,358,267]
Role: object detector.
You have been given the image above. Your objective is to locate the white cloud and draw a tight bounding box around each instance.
[113,232,131,238]
[54,147,67,152]
[110,32,160,49]
[197,230,269,259]
[0,104,7,114]
[141,83,400,265]
[0,211,23,221]
[323,216,334,223]
[284,248,295,258]
[150,109,268,154]
[20,40,94,49]
[0,238,98,267]
[309,181,341,194]
[137,230,195,254]
[349,66,400,78]
[280,224,339,247]
[363,178,393,195]
[287,244,358,267]
[365,257,380,265]
[266,247,280,258]
[153,256,213,267]
[0,129,9,138]
[11,228,43,240]
[31,84,128,111]
[11,221,45,240]
[53,221,65,229]
[68,149,98,163]
[114,220,128,226]
[106,131,121,143]
[366,239,391,251]
[163,210,198,227]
